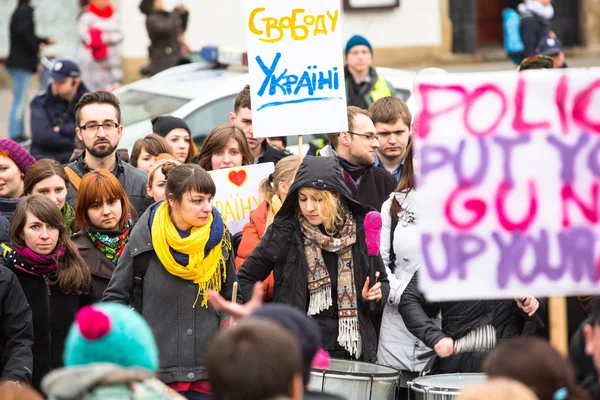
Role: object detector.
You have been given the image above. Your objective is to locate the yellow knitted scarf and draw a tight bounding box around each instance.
[151,201,229,308]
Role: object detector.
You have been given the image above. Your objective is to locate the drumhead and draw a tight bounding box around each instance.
[410,373,487,393]
[311,359,399,378]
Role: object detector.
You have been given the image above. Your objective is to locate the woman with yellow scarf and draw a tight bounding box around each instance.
[103,163,239,400]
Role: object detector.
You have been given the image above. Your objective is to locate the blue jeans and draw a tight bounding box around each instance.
[7,67,33,140]
[182,392,211,400]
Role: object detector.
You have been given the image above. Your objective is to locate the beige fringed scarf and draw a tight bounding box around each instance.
[300,213,362,358]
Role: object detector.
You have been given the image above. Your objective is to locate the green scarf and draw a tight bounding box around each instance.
[86,220,132,265]
[62,203,75,235]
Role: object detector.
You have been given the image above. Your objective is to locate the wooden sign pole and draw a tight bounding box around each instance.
[549,296,568,356]
[298,135,304,162]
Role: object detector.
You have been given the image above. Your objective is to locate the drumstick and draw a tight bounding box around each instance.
[519,297,545,328]
[230,282,238,325]
[369,271,380,312]
[417,324,496,360]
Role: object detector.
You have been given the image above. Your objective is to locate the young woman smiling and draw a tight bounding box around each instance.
[72,170,133,300]
[24,159,75,234]
[104,163,239,399]
[0,139,36,219]
[196,124,254,171]
[2,195,92,390]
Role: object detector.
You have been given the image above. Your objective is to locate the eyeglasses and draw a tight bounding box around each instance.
[79,122,119,132]
[347,131,379,142]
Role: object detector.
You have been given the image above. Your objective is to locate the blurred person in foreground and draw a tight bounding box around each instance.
[581,299,600,399]
[457,378,539,400]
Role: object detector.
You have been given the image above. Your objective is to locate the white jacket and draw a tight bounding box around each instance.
[377,191,438,372]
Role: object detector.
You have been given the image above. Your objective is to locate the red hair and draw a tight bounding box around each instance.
[74,169,132,231]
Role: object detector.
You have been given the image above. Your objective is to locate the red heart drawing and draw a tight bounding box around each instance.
[228,169,247,187]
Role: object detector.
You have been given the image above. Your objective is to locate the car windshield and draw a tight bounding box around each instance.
[117,90,189,127]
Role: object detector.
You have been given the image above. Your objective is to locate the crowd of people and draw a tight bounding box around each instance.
[1,0,597,399]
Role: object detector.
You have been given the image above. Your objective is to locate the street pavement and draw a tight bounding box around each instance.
[1,53,598,139]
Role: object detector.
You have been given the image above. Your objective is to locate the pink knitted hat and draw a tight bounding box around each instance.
[0,140,36,174]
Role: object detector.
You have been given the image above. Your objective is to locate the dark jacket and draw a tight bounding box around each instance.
[519,5,551,58]
[6,1,48,72]
[30,83,90,164]
[102,203,239,384]
[399,272,494,374]
[238,156,390,363]
[146,10,182,76]
[0,265,33,383]
[344,66,396,110]
[66,151,153,219]
[72,231,117,301]
[2,253,94,389]
[258,140,291,165]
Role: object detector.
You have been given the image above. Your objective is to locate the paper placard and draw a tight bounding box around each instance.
[209,163,275,235]
[243,0,348,138]
[416,68,600,301]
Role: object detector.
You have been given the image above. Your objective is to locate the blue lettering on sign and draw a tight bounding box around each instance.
[255,52,341,111]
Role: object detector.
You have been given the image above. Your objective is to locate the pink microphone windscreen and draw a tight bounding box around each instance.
[364,211,382,256]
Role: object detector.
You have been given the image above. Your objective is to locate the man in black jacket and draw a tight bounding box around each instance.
[518,0,553,58]
[6,0,55,142]
[322,106,396,212]
[30,60,90,164]
[0,265,34,384]
[229,85,291,164]
[65,91,152,218]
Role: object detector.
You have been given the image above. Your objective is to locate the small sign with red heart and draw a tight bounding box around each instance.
[228,169,247,187]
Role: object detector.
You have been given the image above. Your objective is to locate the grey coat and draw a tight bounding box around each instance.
[65,151,153,221]
[102,205,239,384]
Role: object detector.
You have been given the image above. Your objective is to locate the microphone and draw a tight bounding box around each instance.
[364,211,382,256]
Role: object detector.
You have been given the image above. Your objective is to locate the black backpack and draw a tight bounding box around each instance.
[132,251,153,313]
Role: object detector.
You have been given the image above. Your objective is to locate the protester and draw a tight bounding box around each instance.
[321,107,396,211]
[146,154,181,202]
[369,97,412,183]
[376,140,435,394]
[518,0,554,58]
[23,159,75,234]
[456,378,539,400]
[76,0,123,91]
[151,116,198,163]
[518,54,554,71]
[130,133,174,173]
[484,337,590,400]
[146,0,188,76]
[196,124,254,171]
[0,139,36,219]
[235,156,300,300]
[238,156,389,362]
[207,319,304,400]
[66,91,152,219]
[0,382,43,400]
[6,0,55,142]
[537,35,568,68]
[0,265,34,384]
[344,35,396,109]
[72,170,133,300]
[229,85,290,164]
[268,136,287,151]
[42,303,185,399]
[2,195,93,389]
[29,60,90,164]
[103,163,239,399]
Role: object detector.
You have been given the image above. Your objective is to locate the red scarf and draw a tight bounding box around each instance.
[88,2,115,18]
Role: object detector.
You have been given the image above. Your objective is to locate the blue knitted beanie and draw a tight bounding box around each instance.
[345,35,373,56]
[64,303,159,372]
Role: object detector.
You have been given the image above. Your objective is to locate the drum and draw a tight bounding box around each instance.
[309,359,399,400]
[408,373,487,400]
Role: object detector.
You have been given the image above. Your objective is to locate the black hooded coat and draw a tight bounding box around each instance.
[237,156,390,363]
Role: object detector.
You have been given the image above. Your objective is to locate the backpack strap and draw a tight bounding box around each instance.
[64,167,82,191]
[388,217,398,274]
[0,243,12,259]
[132,251,153,313]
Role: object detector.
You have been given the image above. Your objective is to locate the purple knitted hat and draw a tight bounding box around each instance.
[0,140,36,174]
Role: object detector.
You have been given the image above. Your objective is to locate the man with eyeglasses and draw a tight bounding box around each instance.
[322,106,396,212]
[368,96,412,184]
[29,59,90,164]
[344,35,396,110]
[65,91,152,218]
